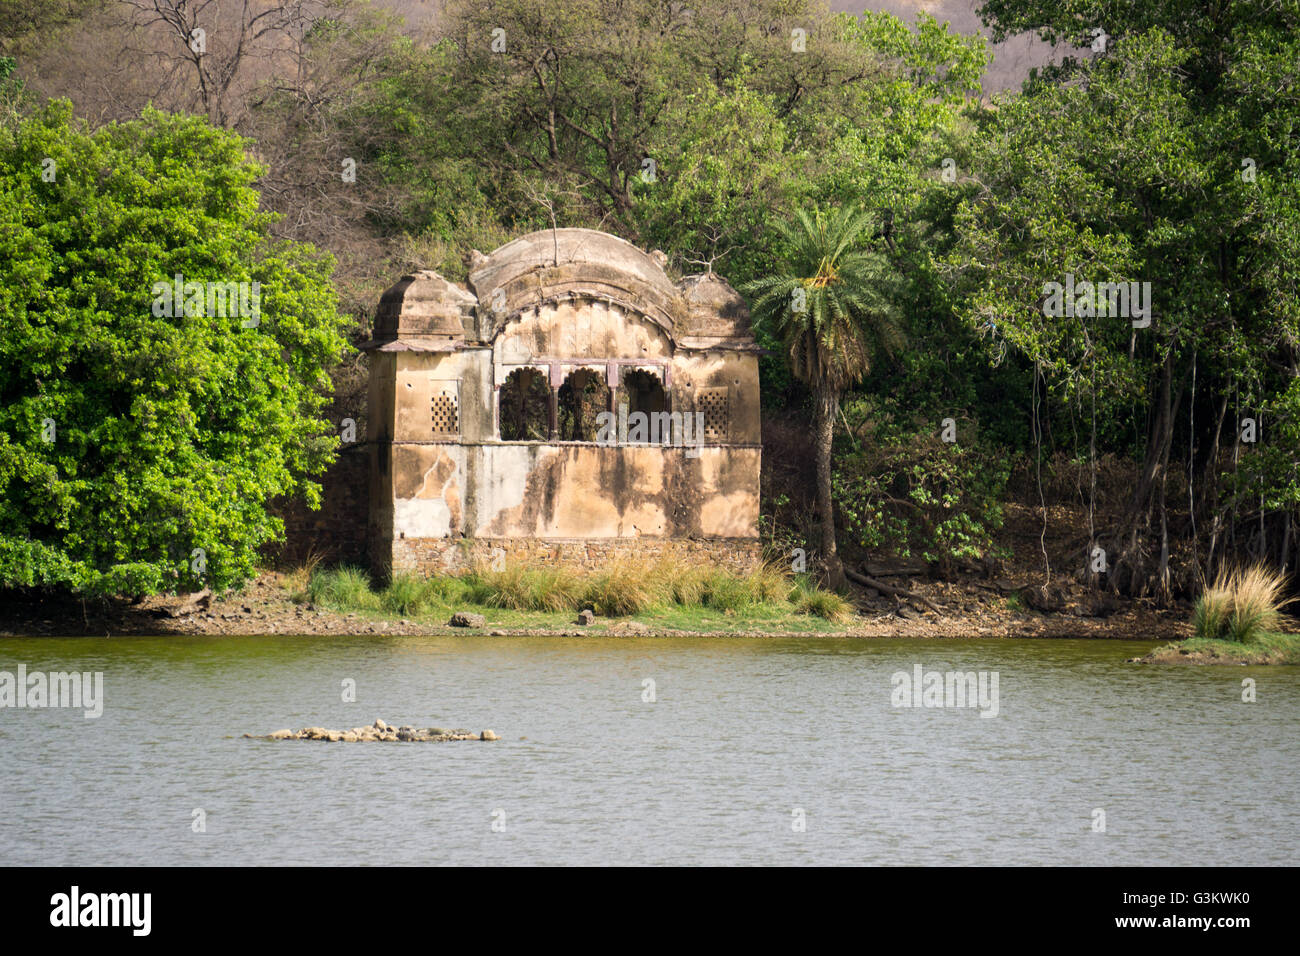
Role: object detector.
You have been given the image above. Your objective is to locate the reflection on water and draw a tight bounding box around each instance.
[0,635,1296,865]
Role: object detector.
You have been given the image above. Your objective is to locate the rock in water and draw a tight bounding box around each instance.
[251,722,502,742]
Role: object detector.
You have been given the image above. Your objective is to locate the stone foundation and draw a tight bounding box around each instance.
[381,535,763,577]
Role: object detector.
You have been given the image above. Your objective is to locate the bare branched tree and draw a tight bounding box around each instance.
[125,0,319,128]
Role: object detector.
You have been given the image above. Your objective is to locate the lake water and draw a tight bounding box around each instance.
[1,634,1296,866]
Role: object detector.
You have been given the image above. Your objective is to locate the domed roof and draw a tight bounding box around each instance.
[677,273,753,338]
[467,228,685,338]
[362,270,474,351]
[361,231,759,354]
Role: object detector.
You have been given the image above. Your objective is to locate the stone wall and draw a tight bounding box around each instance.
[388,535,763,576]
[270,442,371,568]
[272,439,766,578]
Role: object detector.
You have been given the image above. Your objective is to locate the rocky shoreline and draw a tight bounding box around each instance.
[0,570,1195,640]
[245,719,500,742]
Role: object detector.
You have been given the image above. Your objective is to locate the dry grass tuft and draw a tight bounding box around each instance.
[1192,563,1296,643]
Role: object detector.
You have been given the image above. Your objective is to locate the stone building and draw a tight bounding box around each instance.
[360,228,761,576]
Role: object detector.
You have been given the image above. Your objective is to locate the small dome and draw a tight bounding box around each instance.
[365,270,474,350]
[677,273,752,338]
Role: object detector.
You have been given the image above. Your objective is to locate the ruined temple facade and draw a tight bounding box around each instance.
[361,228,761,576]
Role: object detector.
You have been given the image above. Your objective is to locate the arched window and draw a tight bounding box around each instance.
[558,368,610,442]
[618,368,667,418]
[498,367,551,441]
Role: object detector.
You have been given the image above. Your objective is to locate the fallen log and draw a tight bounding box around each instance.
[845,568,943,615]
[862,557,996,581]
[861,563,929,578]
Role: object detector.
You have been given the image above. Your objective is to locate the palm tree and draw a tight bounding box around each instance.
[743,205,903,588]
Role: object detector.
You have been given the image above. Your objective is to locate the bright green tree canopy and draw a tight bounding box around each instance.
[0,101,349,595]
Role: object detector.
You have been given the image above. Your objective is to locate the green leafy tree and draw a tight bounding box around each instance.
[635,78,799,283]
[744,205,903,586]
[0,101,348,596]
[833,396,1009,568]
[949,1,1300,600]
[0,54,25,124]
[377,1,985,242]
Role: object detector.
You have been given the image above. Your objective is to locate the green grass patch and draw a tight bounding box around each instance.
[631,602,847,634]
[303,565,380,611]
[1150,631,1300,664]
[293,558,853,629]
[788,574,853,622]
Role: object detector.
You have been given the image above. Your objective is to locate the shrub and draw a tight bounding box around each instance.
[1190,583,1231,641]
[747,562,793,603]
[790,576,853,621]
[582,559,664,616]
[1192,564,1296,644]
[300,556,854,623]
[423,574,477,606]
[661,561,708,606]
[0,103,348,595]
[285,549,327,602]
[833,395,1008,565]
[650,559,793,611]
[470,563,582,612]
[307,566,379,610]
[699,570,753,611]
[380,573,439,616]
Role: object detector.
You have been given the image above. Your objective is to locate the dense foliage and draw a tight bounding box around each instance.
[3,0,1300,602]
[0,103,348,594]
[946,0,1300,598]
[833,395,1010,567]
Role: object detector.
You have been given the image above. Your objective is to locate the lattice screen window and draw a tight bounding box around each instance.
[696,386,729,443]
[430,382,460,437]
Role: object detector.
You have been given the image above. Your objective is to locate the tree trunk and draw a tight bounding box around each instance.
[1110,350,1182,596]
[1280,513,1293,579]
[813,386,844,589]
[1202,390,1230,578]
[1157,432,1172,604]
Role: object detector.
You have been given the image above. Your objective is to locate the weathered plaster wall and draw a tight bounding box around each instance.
[376,443,759,555]
[365,230,763,578]
[672,351,761,445]
[497,300,672,365]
